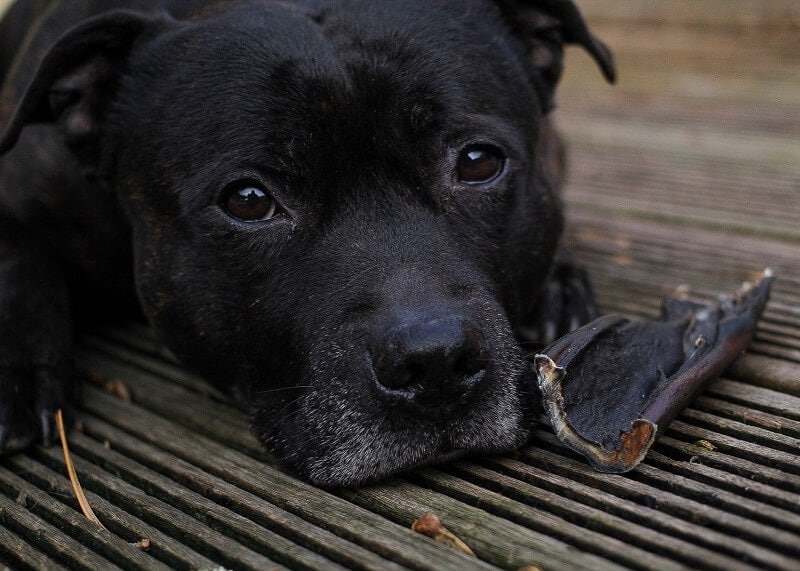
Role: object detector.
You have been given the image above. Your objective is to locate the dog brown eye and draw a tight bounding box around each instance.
[456,145,505,184]
[222,185,278,222]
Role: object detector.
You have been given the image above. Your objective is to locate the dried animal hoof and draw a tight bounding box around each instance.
[534,270,773,473]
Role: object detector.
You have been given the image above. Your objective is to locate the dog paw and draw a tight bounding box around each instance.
[0,246,77,453]
[525,261,599,345]
[0,365,74,453]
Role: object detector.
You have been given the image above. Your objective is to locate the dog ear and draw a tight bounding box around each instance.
[0,10,171,157]
[496,0,616,111]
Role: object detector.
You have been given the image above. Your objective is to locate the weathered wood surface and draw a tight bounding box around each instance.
[2,1,799,569]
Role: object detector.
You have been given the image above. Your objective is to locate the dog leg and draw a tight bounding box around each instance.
[522,250,599,345]
[0,232,76,452]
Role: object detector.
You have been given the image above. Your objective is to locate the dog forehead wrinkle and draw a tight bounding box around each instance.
[291,1,537,159]
[113,1,355,163]
[117,1,540,216]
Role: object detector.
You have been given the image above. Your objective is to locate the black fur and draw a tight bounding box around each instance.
[0,0,613,486]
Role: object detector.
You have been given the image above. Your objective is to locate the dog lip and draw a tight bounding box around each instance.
[265,355,533,486]
[367,360,488,417]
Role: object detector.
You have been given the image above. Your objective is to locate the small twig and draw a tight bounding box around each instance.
[412,513,476,557]
[55,409,106,530]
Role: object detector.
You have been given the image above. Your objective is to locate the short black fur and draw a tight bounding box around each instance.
[0,0,613,486]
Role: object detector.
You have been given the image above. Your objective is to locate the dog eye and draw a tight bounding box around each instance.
[221,185,279,222]
[456,145,505,184]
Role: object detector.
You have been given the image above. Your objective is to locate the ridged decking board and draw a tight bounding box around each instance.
[1,2,798,570]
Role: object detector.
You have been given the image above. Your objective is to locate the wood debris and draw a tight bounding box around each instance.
[56,409,106,530]
[412,513,476,557]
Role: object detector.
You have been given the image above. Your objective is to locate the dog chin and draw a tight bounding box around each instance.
[309,426,530,488]
[255,364,535,488]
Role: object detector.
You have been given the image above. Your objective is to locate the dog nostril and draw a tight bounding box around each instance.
[453,351,482,379]
[371,316,488,404]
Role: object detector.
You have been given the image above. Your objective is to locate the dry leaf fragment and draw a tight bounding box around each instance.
[694,439,716,451]
[105,379,132,402]
[56,412,149,551]
[412,513,475,557]
[130,538,151,550]
[56,409,106,530]
[88,372,132,401]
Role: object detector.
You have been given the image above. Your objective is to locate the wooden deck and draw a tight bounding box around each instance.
[1,2,798,569]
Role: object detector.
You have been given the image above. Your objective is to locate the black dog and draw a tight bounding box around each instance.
[0,0,613,486]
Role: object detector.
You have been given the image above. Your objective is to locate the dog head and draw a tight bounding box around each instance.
[0,0,613,486]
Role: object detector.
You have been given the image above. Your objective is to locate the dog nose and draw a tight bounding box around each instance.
[371,315,488,406]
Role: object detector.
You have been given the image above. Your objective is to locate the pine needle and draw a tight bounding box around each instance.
[55,409,106,529]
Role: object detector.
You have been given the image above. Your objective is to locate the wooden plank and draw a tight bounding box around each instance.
[574,0,800,29]
[569,197,800,244]
[693,395,800,438]
[410,468,687,571]
[635,452,800,536]
[567,215,800,282]
[342,482,625,571]
[76,349,264,457]
[580,250,794,302]
[55,432,350,571]
[585,265,795,311]
[558,23,800,108]
[750,343,800,366]
[27,448,288,571]
[3,456,234,570]
[651,436,800,501]
[74,415,407,571]
[80,387,615,571]
[758,328,800,350]
[665,421,800,476]
[80,389,495,571]
[567,232,798,294]
[78,363,619,570]
[514,443,800,552]
[559,116,800,169]
[530,428,800,518]
[708,381,800,421]
[565,153,800,224]
[82,334,230,401]
[0,466,170,571]
[420,465,772,571]
[0,524,67,571]
[725,355,800,396]
[679,408,800,453]
[101,323,176,358]
[556,96,800,139]
[0,492,120,571]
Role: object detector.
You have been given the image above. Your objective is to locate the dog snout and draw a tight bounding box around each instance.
[370,314,488,408]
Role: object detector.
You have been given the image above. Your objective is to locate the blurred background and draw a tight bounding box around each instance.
[554,1,799,317]
[1,0,797,307]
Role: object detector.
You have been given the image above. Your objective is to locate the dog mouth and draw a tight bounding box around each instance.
[365,353,489,419]
[242,251,537,486]
[251,341,534,487]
